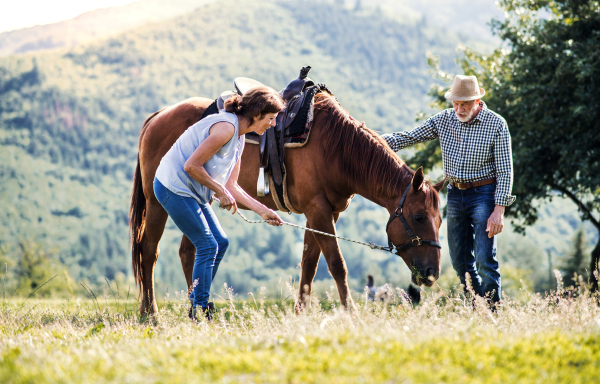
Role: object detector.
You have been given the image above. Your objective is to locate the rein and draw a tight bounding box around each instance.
[215,184,441,255]
[226,204,391,251]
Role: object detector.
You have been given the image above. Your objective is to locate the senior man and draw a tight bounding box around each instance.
[382,75,515,303]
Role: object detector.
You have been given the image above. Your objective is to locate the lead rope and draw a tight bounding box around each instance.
[213,198,390,251]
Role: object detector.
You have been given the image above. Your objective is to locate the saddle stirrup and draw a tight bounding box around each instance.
[257,167,270,197]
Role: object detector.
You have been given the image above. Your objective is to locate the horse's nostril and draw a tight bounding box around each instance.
[425,268,435,280]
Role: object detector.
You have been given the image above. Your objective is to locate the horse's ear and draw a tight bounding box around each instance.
[412,167,425,191]
[433,176,447,193]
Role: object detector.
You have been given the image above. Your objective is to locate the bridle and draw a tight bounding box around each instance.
[385,182,442,255]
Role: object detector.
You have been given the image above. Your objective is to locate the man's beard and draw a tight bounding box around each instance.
[455,103,479,122]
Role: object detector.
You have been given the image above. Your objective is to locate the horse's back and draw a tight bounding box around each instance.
[138,97,213,199]
[139,97,213,155]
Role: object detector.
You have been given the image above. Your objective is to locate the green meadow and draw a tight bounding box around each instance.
[1,284,599,384]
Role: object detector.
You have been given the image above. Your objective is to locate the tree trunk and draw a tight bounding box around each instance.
[591,235,600,292]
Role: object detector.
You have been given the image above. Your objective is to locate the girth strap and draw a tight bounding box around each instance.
[267,125,283,185]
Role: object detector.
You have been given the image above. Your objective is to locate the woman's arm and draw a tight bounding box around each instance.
[183,122,238,210]
[225,143,283,226]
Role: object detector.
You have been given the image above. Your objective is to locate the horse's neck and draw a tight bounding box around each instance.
[351,163,413,214]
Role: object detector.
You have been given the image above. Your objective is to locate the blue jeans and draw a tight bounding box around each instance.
[447,182,501,302]
[154,178,229,309]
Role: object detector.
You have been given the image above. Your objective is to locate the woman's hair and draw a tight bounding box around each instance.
[224,86,285,125]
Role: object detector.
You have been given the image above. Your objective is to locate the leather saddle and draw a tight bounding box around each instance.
[216,67,316,204]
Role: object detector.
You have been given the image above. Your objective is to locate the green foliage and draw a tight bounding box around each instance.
[462,0,600,232]
[14,242,60,298]
[467,0,600,288]
[87,322,105,336]
[559,226,589,286]
[404,53,452,172]
[417,0,600,288]
[0,241,78,298]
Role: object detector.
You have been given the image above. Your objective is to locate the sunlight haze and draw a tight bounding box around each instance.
[0,0,138,33]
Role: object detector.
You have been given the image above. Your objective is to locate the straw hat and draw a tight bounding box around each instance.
[444,75,485,101]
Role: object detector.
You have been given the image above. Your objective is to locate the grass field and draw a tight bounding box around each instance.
[1,284,599,384]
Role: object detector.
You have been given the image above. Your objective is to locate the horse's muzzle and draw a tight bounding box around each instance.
[412,268,438,287]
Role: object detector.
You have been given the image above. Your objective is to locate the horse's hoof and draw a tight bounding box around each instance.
[295,301,309,315]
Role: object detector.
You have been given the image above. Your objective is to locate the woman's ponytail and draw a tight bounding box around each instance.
[224,95,243,114]
[224,87,285,124]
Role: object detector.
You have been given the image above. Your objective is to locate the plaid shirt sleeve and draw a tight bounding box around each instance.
[381,116,439,152]
[494,121,516,206]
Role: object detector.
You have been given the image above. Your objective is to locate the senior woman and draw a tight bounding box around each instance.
[153,86,285,319]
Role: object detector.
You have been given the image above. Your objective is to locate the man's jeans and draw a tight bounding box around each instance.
[447,182,501,302]
[154,178,229,309]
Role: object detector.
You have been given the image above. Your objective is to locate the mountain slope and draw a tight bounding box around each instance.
[0,0,502,57]
[1,0,594,296]
[0,0,464,292]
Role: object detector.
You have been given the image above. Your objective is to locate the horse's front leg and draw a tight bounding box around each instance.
[296,220,322,313]
[304,203,356,310]
[296,213,341,313]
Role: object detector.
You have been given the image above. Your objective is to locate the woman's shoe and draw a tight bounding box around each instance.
[205,302,215,321]
[190,302,216,321]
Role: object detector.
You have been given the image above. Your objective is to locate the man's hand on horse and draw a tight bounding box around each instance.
[260,209,283,226]
[486,205,505,238]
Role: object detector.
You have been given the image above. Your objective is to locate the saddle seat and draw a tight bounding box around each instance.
[217,66,315,129]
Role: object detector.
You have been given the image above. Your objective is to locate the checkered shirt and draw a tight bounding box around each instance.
[382,102,516,206]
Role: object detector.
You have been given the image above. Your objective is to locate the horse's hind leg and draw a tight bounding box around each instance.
[139,200,168,315]
[178,235,195,295]
[296,221,322,312]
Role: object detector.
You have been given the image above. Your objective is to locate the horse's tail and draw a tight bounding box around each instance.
[130,109,163,289]
[130,155,145,289]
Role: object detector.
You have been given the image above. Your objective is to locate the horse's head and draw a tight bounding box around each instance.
[386,167,445,287]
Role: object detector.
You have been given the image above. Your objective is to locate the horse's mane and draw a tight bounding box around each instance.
[314,93,437,204]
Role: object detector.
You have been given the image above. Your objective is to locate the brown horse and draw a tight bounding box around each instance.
[130,92,444,315]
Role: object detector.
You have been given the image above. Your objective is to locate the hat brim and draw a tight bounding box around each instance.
[444,87,485,101]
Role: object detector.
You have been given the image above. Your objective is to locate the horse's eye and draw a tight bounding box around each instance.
[413,214,425,223]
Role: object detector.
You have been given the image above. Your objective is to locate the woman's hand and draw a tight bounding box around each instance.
[260,209,283,226]
[214,188,238,214]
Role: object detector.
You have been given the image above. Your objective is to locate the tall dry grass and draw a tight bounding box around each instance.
[1,278,599,383]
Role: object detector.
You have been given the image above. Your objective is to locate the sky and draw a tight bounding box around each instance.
[0,0,138,33]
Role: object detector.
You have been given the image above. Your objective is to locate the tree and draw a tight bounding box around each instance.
[560,227,588,286]
[413,0,600,291]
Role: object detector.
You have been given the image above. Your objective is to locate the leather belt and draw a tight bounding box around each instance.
[450,177,496,190]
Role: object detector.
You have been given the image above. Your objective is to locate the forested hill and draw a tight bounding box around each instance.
[0,0,592,296]
[0,0,502,57]
[0,0,464,293]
